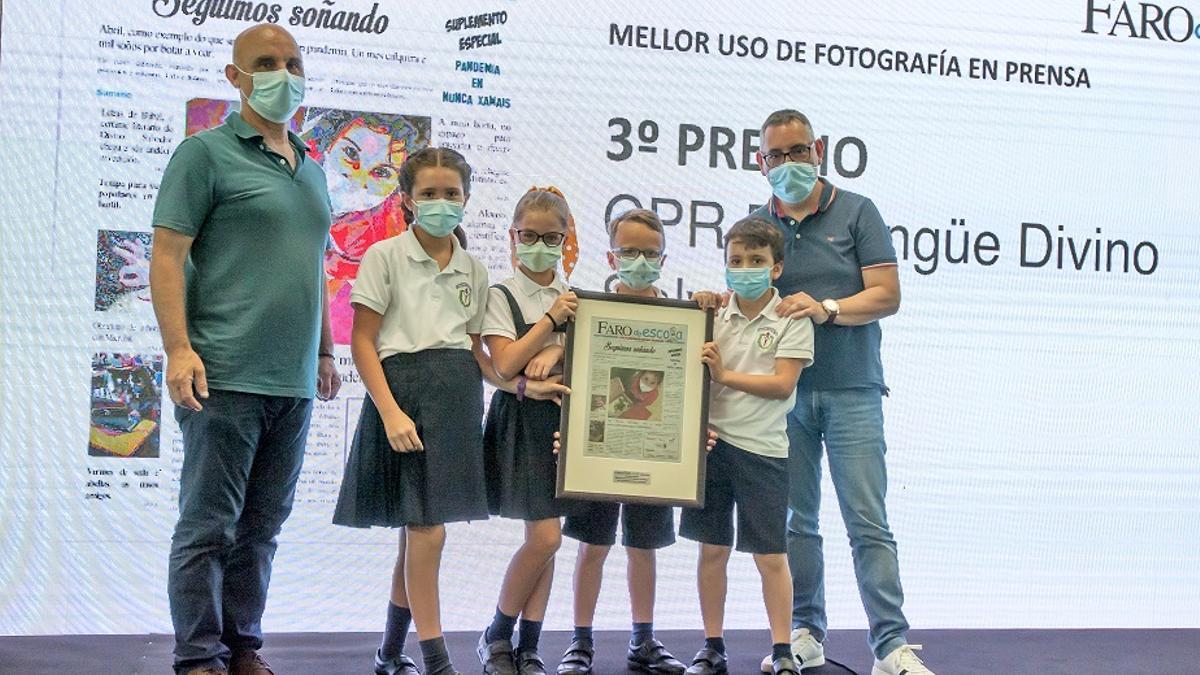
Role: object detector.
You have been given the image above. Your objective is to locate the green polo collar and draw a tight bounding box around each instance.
[226,110,306,155]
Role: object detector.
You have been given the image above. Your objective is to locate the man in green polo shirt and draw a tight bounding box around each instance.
[150,24,340,675]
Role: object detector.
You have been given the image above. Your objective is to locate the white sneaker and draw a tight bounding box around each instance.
[872,644,934,675]
[758,628,826,672]
[791,628,826,669]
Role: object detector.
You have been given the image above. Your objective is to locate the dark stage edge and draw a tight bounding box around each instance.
[1,629,1195,674]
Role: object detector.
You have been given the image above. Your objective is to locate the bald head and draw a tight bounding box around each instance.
[231,24,301,72]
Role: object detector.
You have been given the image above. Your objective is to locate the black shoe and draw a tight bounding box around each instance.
[772,656,801,675]
[478,631,518,675]
[556,639,594,675]
[684,647,727,675]
[516,650,548,675]
[374,650,420,675]
[627,639,686,674]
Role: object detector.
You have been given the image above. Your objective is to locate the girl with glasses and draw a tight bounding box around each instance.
[476,187,579,675]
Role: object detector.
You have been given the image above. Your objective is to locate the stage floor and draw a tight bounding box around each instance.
[0,629,1193,674]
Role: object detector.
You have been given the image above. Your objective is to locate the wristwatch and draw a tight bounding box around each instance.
[820,298,840,325]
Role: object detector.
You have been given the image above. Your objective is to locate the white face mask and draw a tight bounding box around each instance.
[638,378,658,393]
[235,65,305,123]
[515,240,563,273]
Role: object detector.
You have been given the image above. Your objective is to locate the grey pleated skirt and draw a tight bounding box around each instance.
[483,390,566,521]
[333,349,488,528]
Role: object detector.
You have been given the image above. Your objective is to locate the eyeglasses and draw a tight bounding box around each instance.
[761,143,815,168]
[514,229,566,247]
[611,247,664,261]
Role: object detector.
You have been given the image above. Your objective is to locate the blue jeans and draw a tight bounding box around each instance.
[168,389,312,674]
[786,386,908,660]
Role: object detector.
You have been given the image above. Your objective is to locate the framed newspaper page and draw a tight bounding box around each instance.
[556,290,713,507]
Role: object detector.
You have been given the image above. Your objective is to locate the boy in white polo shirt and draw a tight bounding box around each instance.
[682,216,814,675]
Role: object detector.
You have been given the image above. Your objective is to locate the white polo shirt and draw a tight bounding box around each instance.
[481,270,569,349]
[708,289,815,458]
[351,230,490,358]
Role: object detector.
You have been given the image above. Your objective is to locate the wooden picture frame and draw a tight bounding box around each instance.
[556,290,713,507]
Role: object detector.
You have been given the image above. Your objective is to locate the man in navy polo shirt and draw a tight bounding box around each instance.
[151,24,340,675]
[750,110,935,675]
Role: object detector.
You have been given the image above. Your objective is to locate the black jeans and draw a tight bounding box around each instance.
[168,389,312,674]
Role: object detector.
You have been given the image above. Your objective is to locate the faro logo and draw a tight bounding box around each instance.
[595,320,634,337]
[1083,1,1200,41]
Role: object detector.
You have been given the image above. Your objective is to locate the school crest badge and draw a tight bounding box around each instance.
[756,328,778,351]
[457,282,472,307]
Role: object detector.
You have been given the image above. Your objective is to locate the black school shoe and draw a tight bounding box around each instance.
[374,650,420,675]
[772,655,801,675]
[516,649,548,675]
[478,631,519,675]
[627,638,686,674]
[684,647,728,675]
[556,639,594,675]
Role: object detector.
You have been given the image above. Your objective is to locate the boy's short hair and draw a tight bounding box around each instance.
[724,216,784,263]
[607,208,665,249]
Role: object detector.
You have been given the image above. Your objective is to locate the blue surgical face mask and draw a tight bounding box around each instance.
[236,65,304,123]
[725,267,773,301]
[516,241,562,273]
[767,161,818,204]
[414,199,465,238]
[617,254,662,291]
